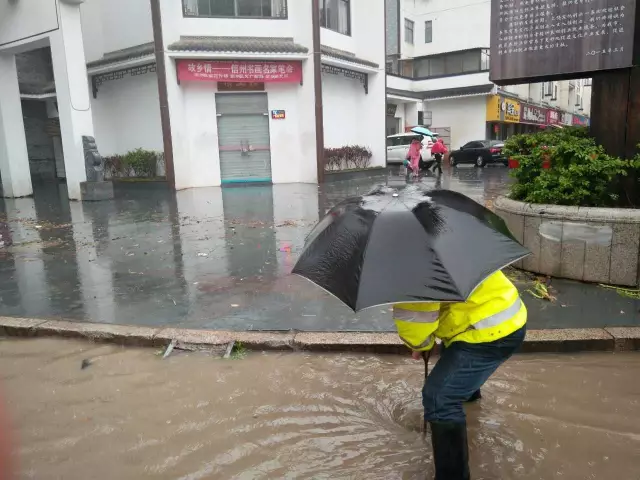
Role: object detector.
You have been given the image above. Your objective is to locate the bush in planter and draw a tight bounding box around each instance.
[504,127,640,207]
[104,149,161,178]
[324,145,372,171]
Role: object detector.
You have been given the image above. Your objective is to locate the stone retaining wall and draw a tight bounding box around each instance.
[495,196,640,287]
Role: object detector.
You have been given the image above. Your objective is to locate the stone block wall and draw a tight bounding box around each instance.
[495,197,640,287]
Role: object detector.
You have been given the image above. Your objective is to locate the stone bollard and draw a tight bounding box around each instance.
[80,136,114,201]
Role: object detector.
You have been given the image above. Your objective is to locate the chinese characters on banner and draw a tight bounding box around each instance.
[546,109,561,124]
[177,60,303,83]
[490,0,636,83]
[521,104,547,124]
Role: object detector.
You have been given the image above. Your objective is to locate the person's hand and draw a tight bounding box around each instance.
[411,350,422,361]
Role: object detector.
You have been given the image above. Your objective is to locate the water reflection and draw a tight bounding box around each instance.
[0,168,522,330]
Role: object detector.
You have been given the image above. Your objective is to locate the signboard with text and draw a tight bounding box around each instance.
[271,110,286,119]
[177,60,302,83]
[217,82,265,91]
[486,95,522,123]
[546,109,561,124]
[490,0,637,84]
[521,103,548,124]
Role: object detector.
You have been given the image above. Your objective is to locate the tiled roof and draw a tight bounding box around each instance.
[422,84,494,100]
[167,36,309,54]
[320,45,379,68]
[86,42,155,69]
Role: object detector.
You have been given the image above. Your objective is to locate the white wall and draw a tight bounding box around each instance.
[322,73,385,167]
[412,72,491,92]
[400,0,490,58]
[91,71,163,155]
[426,95,487,150]
[80,0,153,62]
[0,0,58,48]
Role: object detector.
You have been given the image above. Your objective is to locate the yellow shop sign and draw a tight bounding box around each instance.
[486,95,521,123]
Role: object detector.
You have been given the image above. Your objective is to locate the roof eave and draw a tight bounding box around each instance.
[166,51,309,61]
[321,55,379,74]
[87,55,156,75]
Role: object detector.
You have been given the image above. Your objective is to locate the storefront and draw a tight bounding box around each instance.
[561,111,573,126]
[486,94,521,140]
[573,114,590,127]
[176,59,303,184]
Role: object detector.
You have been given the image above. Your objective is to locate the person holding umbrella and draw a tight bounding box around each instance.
[293,186,529,480]
[393,270,526,479]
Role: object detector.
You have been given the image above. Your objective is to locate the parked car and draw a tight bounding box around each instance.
[386,133,434,167]
[449,140,507,167]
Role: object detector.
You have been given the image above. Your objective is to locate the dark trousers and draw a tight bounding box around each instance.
[423,326,526,423]
[431,153,443,175]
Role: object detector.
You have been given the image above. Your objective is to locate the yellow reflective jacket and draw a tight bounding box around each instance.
[393,271,526,352]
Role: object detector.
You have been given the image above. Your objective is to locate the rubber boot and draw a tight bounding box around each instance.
[429,421,470,480]
[466,389,482,403]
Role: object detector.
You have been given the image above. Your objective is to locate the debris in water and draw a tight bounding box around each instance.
[598,283,640,299]
[81,359,92,370]
[162,339,178,359]
[197,252,208,257]
[223,341,236,359]
[527,279,556,302]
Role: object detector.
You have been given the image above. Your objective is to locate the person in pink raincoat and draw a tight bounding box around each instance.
[406,136,423,178]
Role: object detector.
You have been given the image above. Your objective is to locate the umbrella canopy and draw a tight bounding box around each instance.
[411,126,438,137]
[293,186,529,312]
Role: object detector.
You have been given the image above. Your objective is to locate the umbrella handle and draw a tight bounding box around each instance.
[421,349,432,439]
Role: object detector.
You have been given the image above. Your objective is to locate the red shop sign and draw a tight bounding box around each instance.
[520,105,547,125]
[546,109,561,125]
[177,60,302,83]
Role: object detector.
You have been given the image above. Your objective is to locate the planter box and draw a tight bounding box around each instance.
[495,196,640,286]
[324,167,387,183]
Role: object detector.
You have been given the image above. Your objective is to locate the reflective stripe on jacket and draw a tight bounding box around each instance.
[393,271,526,351]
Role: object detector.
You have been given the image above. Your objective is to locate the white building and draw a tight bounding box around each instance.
[384,0,592,150]
[0,0,386,199]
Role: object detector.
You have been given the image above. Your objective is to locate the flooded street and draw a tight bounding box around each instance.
[1,338,639,479]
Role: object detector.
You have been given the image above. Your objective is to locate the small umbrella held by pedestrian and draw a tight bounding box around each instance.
[292,186,529,312]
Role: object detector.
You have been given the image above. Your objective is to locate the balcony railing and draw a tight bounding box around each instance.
[183,0,288,19]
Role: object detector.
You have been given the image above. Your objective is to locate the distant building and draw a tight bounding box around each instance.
[384,0,591,150]
[0,0,386,198]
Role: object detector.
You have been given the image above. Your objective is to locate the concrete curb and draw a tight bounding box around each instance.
[0,317,639,354]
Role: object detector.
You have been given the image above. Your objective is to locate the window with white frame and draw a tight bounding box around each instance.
[425,20,433,43]
[320,0,351,35]
[183,0,287,18]
[405,19,414,44]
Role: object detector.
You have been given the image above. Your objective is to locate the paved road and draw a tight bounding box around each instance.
[0,167,637,331]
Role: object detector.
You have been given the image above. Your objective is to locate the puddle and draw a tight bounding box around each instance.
[1,338,639,479]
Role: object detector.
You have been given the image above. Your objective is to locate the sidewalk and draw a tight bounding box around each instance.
[0,167,638,332]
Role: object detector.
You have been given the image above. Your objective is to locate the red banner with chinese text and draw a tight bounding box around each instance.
[177,60,302,83]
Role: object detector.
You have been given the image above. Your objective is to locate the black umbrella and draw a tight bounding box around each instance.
[293,186,529,312]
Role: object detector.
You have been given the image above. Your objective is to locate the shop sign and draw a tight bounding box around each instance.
[573,114,590,126]
[218,82,265,91]
[561,112,573,126]
[177,60,302,83]
[501,98,520,123]
[546,109,561,125]
[521,105,547,125]
[486,95,520,123]
[386,103,398,116]
[271,110,286,120]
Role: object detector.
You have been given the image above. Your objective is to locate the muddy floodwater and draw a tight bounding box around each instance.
[1,339,639,479]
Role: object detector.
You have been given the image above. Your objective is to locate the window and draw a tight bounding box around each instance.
[410,49,489,78]
[463,141,484,149]
[320,0,351,35]
[405,19,414,44]
[543,81,553,97]
[183,0,287,18]
[425,20,432,43]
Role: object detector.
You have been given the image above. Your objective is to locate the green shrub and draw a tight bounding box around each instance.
[504,127,640,207]
[121,148,157,177]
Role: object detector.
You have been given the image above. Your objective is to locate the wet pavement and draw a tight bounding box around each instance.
[0,166,638,331]
[2,338,639,479]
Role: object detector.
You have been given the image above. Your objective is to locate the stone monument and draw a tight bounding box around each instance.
[80,136,114,201]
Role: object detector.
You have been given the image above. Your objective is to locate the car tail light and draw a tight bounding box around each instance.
[489,147,501,154]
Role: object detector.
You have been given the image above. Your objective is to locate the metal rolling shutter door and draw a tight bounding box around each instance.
[216,93,272,183]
